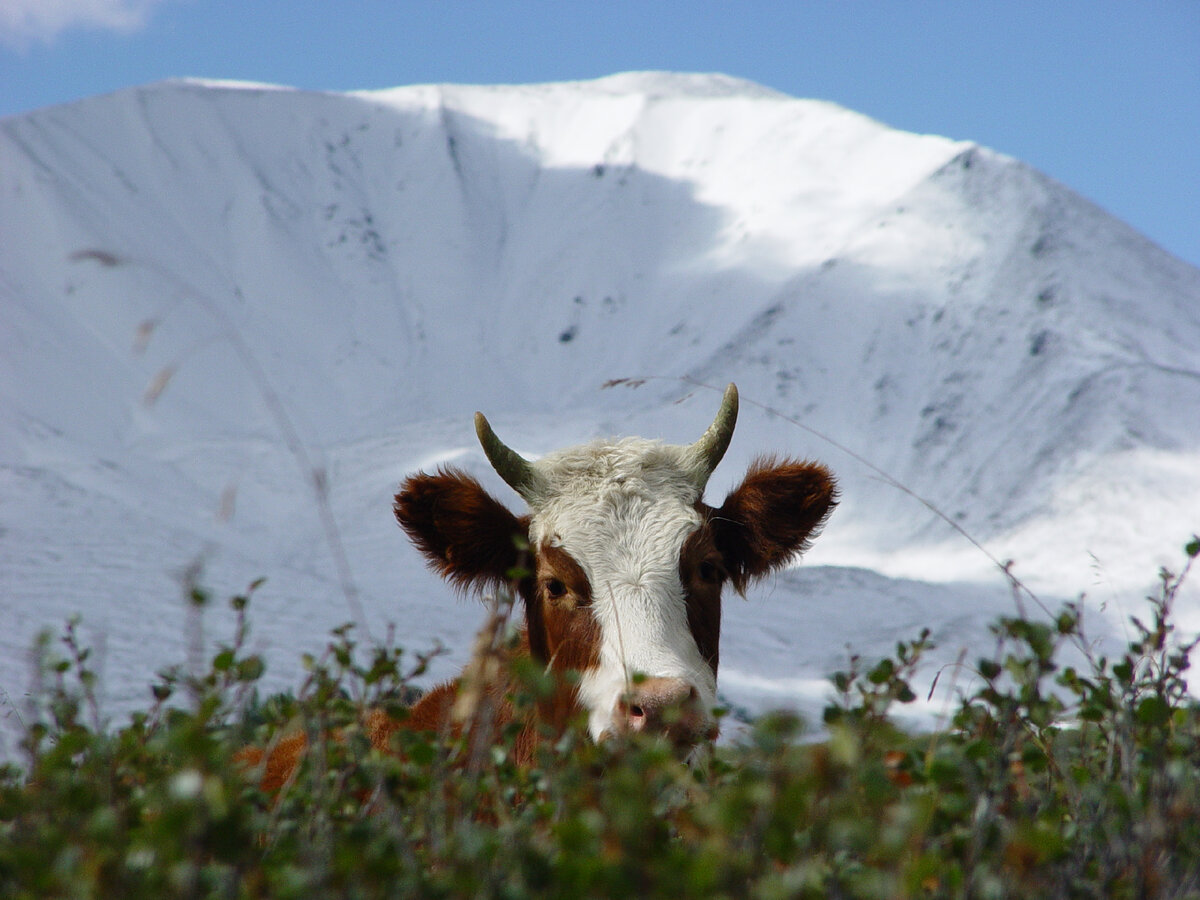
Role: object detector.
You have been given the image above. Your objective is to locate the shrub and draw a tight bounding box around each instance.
[1,539,1198,898]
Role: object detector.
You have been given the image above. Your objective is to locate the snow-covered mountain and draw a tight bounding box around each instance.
[3,72,1198,747]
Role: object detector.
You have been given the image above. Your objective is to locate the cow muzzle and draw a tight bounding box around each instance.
[614,677,715,746]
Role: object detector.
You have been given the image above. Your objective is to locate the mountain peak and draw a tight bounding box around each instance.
[576,70,790,99]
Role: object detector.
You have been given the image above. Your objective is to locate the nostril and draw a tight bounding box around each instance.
[618,678,704,732]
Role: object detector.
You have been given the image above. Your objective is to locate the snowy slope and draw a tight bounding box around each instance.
[2,73,1198,749]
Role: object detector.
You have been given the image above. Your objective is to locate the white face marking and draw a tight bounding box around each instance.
[527,439,719,741]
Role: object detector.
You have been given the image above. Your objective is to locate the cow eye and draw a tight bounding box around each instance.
[697,560,722,585]
[545,578,568,599]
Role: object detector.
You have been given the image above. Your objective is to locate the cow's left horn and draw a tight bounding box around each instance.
[475,412,543,500]
[685,383,738,489]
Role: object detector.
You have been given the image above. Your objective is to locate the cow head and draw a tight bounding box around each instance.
[394,385,837,747]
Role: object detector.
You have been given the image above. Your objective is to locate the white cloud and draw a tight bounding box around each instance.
[0,0,166,48]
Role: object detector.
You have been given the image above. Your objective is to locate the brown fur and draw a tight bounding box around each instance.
[679,522,725,675]
[711,457,838,593]
[238,642,557,794]
[393,469,531,592]
[526,543,600,671]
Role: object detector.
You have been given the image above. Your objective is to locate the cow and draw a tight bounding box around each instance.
[242,384,836,791]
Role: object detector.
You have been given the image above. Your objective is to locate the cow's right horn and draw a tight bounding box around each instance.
[684,383,739,489]
[475,412,542,500]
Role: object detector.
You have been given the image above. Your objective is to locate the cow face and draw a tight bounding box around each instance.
[394,385,836,746]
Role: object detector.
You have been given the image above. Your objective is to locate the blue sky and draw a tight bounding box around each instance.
[3,1,1198,269]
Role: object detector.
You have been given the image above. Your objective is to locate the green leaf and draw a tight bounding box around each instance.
[1056,611,1078,635]
[977,658,1001,680]
[407,738,436,767]
[237,656,265,682]
[1136,695,1171,727]
[867,658,895,684]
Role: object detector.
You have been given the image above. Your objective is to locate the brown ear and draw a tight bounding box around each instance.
[712,457,838,592]
[394,469,530,592]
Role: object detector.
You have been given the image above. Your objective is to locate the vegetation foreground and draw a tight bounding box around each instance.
[2,541,1199,899]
